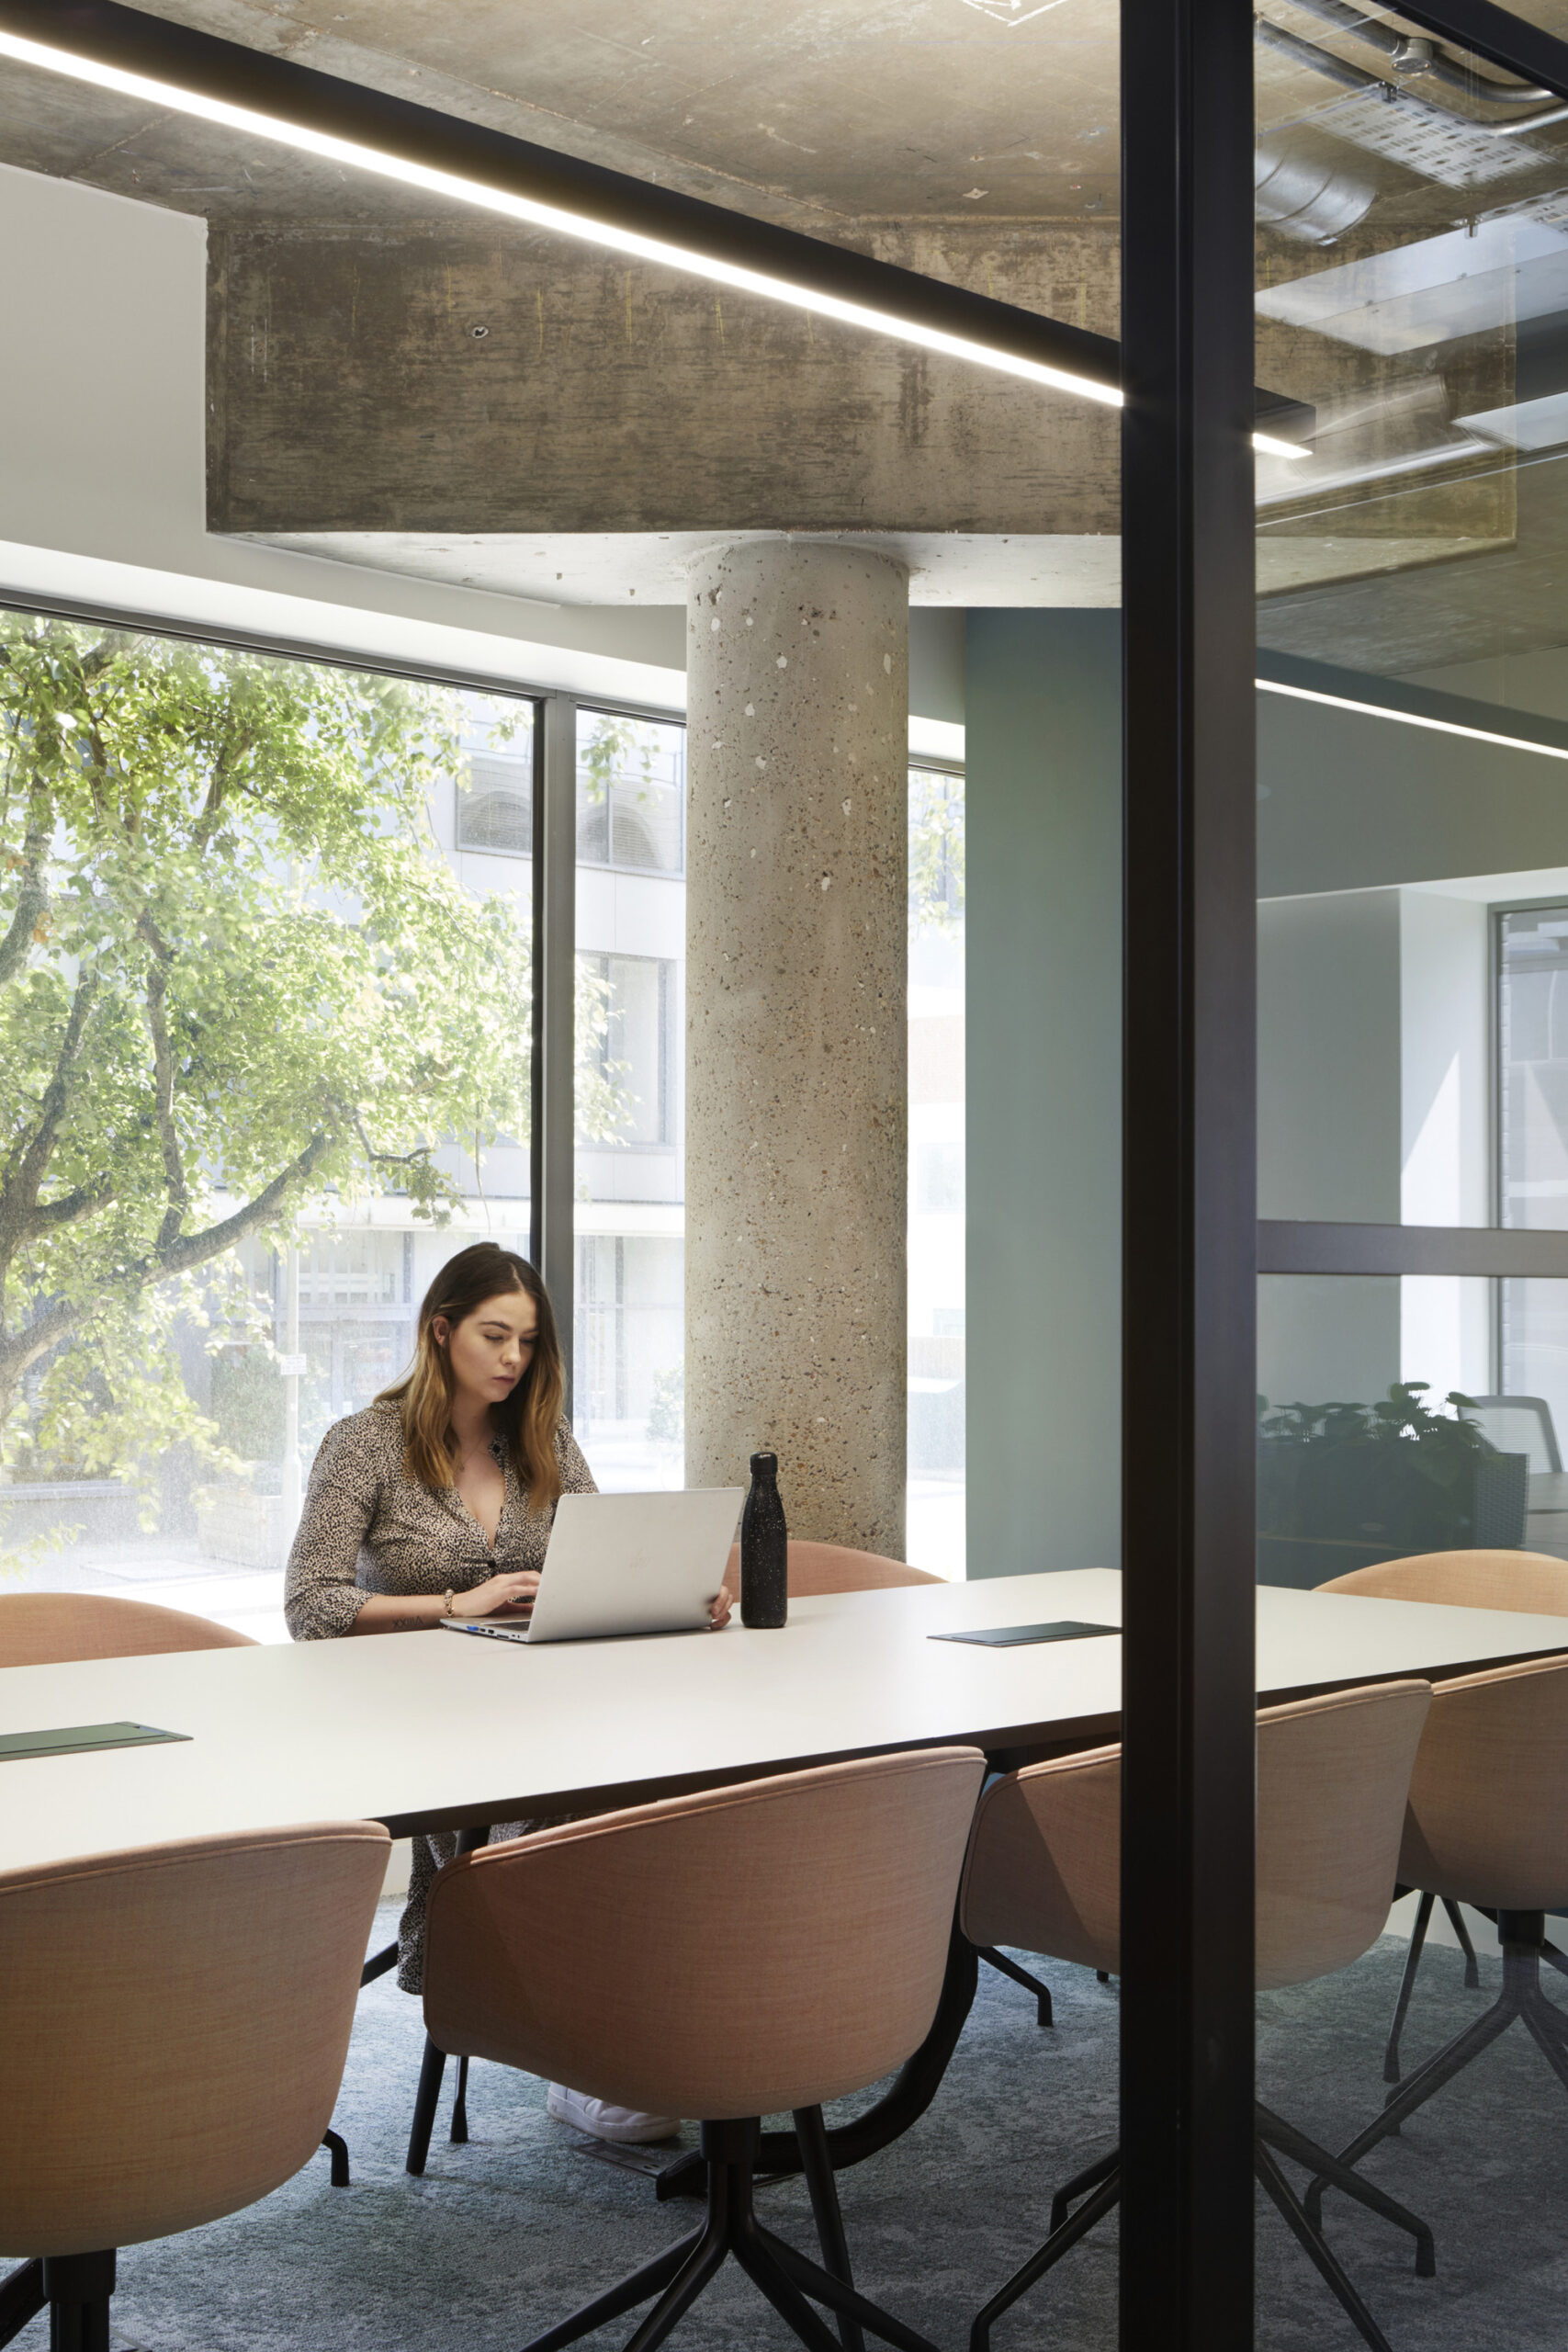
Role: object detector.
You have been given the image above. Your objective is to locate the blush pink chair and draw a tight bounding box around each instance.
[1308,1654,1568,2233]
[423,1746,986,2352]
[0,1591,255,1667]
[1317,1548,1568,2077]
[0,1589,390,2186]
[959,1681,1436,2352]
[0,1821,388,2350]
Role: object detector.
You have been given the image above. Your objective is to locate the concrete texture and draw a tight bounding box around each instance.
[206,223,1121,541]
[684,539,908,1554]
[965,610,1122,1581]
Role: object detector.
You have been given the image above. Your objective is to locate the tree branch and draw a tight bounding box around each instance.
[138,915,187,1251]
[141,1127,334,1283]
[352,1114,436,1170]
[28,1179,115,1233]
[0,796,51,990]
[0,1292,83,1407]
[0,1134,332,1423]
[0,970,98,1260]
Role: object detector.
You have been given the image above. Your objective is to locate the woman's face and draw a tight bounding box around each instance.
[434,1288,538,1409]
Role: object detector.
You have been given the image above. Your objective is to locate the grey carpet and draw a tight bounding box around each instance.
[14,1905,1568,2352]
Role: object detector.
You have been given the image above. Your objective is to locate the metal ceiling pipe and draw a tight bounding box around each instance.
[1284,0,1551,102]
[1254,10,1568,139]
[1254,13,1385,90]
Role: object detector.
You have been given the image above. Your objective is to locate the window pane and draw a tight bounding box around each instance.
[457,744,535,855]
[1500,905,1568,1231]
[1255,9,1568,1232]
[577,710,684,875]
[908,764,964,1577]
[0,618,534,1635]
[1258,1272,1526,1579]
[572,710,685,1491]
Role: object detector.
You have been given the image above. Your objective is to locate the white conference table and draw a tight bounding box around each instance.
[6,1566,1568,1876]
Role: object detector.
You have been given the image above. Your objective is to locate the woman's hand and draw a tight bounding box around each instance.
[462,1569,542,1619]
[708,1582,733,1630]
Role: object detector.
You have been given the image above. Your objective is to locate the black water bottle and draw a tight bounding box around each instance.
[740,1450,788,1629]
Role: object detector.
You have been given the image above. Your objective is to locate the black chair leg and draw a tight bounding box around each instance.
[39,2252,114,2352]
[1254,2141,1393,2352]
[1049,2143,1120,2234]
[751,2222,942,2352]
[522,2120,938,2352]
[1441,1898,1481,1989]
[405,2032,448,2175]
[524,2229,707,2352]
[794,2105,865,2352]
[968,2166,1122,2352]
[1256,2104,1433,2278]
[405,1825,489,2175]
[976,1946,1054,2028]
[1384,1889,1433,2084]
[321,2129,351,2187]
[450,2054,470,2143]
[0,2260,45,2350]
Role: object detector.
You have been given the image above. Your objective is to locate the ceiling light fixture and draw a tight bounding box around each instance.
[0,20,1309,458]
[1258,676,1568,760]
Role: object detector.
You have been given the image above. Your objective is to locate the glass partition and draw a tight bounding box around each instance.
[1257,7,1568,2342]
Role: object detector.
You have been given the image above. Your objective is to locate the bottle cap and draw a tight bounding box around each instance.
[750,1450,778,1477]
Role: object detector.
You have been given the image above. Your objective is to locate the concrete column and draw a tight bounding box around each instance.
[685,538,908,1553]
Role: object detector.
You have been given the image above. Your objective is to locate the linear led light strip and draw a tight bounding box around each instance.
[1258,677,1568,761]
[0,26,1310,459]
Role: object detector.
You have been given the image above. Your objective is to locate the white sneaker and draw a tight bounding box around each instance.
[547,2083,682,2144]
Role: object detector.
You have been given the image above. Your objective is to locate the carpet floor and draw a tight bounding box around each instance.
[14,1905,1568,2352]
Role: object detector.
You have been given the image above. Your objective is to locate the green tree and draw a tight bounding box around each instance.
[908,765,964,934]
[0,617,621,1497]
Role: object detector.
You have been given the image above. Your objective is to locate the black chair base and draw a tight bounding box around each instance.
[521,2117,939,2352]
[0,2251,115,2352]
[975,1946,1054,2029]
[1314,1910,1568,2220]
[1385,1893,1568,2084]
[1384,1886,1481,2081]
[0,2260,45,2351]
[970,2104,1434,2352]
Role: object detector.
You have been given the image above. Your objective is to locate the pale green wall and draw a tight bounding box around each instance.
[965,610,1122,1579]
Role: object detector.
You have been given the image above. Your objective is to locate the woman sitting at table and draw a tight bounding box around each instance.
[284,1238,729,2144]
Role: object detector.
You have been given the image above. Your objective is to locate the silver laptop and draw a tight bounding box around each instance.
[445,1487,744,1645]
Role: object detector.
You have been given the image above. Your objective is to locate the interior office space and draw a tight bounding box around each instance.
[7,4,1568,2351]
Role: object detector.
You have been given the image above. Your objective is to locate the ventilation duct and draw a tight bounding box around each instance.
[1256,133,1377,243]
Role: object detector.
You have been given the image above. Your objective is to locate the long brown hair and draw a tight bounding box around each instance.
[378,1243,566,1511]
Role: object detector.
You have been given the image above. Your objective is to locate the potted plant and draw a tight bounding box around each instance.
[1257,1383,1529,1589]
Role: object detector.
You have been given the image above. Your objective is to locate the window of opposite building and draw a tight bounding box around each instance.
[576,708,685,875]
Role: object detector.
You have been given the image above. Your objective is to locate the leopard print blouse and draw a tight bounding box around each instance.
[283,1396,597,1642]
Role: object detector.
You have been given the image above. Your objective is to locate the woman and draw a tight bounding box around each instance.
[285,1239,728,2144]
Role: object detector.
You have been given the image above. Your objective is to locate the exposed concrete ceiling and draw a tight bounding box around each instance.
[250,523,1508,611]
[10,0,1568,662]
[251,528,1124,607]
[0,0,1126,234]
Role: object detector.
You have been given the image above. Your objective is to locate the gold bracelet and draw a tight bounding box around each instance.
[443,1588,457,1619]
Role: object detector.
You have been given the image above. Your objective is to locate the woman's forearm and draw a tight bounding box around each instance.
[349,1591,453,1635]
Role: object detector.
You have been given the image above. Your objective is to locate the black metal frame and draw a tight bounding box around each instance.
[1118,0,1260,2342]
